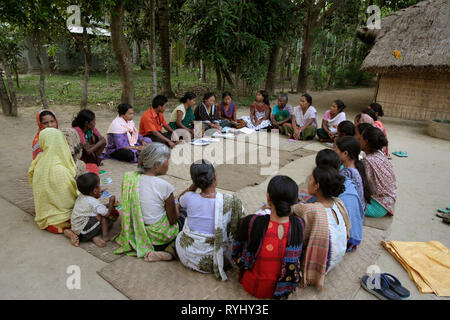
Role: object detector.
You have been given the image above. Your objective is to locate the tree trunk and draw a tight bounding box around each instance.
[110,2,134,105]
[200,60,206,83]
[148,0,158,95]
[215,64,222,91]
[286,43,292,80]
[221,67,234,86]
[296,22,314,93]
[0,52,18,116]
[0,73,12,115]
[234,65,240,92]
[264,43,280,95]
[158,0,174,97]
[32,30,49,108]
[279,42,288,82]
[80,26,90,109]
[14,65,19,88]
[137,41,146,70]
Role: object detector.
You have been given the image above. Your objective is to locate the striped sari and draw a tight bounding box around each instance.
[293,198,350,290]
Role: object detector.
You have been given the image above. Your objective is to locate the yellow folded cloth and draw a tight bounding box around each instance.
[382,241,450,297]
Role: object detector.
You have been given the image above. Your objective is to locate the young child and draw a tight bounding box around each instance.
[233,175,305,299]
[69,173,117,247]
[317,100,346,142]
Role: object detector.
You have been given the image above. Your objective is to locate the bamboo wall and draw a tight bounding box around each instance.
[376,72,450,121]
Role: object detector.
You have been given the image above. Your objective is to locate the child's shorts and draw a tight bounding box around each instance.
[79,216,102,242]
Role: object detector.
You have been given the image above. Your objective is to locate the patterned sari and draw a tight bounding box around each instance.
[114,171,179,258]
[175,193,245,281]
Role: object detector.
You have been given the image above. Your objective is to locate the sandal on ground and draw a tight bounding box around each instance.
[436,211,450,219]
[392,151,408,157]
[361,275,401,300]
[437,206,450,214]
[144,251,174,262]
[381,273,410,299]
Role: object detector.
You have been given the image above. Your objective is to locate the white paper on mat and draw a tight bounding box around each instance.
[239,127,256,134]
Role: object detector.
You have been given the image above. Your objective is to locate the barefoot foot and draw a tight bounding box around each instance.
[92,236,106,247]
[144,251,173,262]
[64,229,79,247]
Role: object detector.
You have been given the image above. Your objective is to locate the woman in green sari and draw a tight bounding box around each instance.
[169,92,196,138]
[114,142,182,262]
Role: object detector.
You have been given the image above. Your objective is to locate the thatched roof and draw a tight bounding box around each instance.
[358,0,450,74]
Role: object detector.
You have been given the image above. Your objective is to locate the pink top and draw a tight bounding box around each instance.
[374,120,387,136]
[323,109,332,121]
[323,110,346,133]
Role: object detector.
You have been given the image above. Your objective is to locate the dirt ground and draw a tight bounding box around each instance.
[1,86,449,300]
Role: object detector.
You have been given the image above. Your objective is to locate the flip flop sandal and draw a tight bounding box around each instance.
[392,151,408,157]
[436,212,450,219]
[361,275,401,300]
[381,273,410,300]
[437,206,450,214]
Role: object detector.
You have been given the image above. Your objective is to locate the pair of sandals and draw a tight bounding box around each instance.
[436,206,450,224]
[361,273,410,300]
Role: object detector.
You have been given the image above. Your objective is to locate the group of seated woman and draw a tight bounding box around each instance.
[28,92,395,299]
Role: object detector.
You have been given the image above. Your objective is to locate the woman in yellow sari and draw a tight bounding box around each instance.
[28,128,79,237]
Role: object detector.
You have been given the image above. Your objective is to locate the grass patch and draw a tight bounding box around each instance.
[15,69,262,112]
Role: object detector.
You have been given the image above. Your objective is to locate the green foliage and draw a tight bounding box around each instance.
[0,23,24,70]
[181,0,294,88]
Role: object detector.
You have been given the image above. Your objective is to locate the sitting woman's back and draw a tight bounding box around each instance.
[176,160,245,280]
[179,191,215,235]
[293,165,350,290]
[232,175,305,299]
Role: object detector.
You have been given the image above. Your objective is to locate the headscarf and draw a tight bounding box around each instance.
[28,128,78,230]
[107,116,139,146]
[359,113,374,125]
[60,127,86,178]
[32,109,59,160]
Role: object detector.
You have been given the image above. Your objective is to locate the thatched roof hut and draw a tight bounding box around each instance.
[358,0,449,121]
